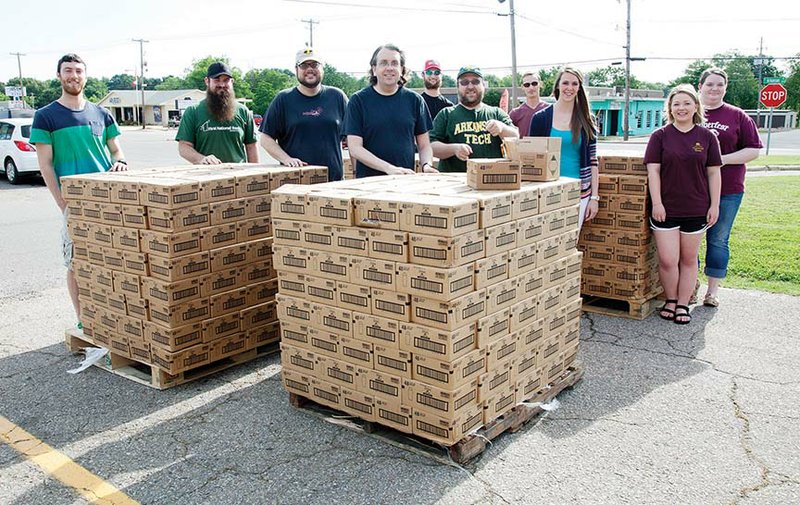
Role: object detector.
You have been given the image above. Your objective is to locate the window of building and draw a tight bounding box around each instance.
[646,110,652,128]
[636,112,643,129]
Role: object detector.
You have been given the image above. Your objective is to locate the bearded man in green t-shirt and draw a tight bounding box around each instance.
[430,66,518,172]
[176,62,259,164]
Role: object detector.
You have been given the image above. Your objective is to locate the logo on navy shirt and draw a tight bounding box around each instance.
[302,107,323,117]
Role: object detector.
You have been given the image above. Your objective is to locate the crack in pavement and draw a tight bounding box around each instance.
[541,416,644,427]
[729,377,771,504]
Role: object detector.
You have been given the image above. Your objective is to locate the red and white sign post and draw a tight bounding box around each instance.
[759,83,788,155]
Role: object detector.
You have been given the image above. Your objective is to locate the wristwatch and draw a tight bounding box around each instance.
[589,195,600,201]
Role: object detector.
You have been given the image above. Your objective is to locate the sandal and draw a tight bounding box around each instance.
[703,293,719,308]
[674,305,691,325]
[659,299,677,321]
[689,279,700,305]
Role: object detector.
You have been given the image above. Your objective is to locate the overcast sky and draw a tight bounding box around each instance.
[2,0,797,87]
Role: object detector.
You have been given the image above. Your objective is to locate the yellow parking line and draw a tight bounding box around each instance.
[0,415,140,505]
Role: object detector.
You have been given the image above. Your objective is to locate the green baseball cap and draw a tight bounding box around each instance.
[457,65,483,79]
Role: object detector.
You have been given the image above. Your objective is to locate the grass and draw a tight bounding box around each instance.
[751,155,800,166]
[700,176,800,295]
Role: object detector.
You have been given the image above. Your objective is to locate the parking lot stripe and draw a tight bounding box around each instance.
[0,415,140,505]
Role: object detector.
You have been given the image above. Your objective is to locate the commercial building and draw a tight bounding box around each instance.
[96,90,205,127]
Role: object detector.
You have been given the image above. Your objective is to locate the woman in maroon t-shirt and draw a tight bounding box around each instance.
[644,85,722,324]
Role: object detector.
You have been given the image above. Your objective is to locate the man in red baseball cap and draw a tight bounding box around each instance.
[420,59,453,122]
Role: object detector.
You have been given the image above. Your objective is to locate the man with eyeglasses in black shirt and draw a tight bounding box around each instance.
[420,59,453,122]
[509,71,550,136]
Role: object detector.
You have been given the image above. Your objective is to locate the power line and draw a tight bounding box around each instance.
[515,12,621,48]
[281,0,497,15]
[300,18,320,47]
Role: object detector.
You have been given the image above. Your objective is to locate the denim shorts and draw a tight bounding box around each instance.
[61,208,73,270]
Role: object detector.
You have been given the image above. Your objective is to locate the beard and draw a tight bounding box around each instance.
[206,88,236,122]
[459,89,483,107]
[424,79,440,90]
[298,74,321,89]
[61,79,85,97]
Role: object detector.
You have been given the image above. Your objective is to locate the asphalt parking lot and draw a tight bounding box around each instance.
[0,129,798,504]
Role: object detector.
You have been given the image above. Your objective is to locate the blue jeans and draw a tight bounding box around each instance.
[704,192,744,279]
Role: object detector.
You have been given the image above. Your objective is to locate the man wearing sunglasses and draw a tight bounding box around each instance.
[259,48,348,181]
[509,72,549,135]
[430,66,518,173]
[420,59,453,122]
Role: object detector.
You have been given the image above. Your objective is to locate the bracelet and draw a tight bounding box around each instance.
[589,195,600,201]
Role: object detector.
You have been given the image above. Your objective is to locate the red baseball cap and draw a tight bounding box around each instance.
[424,59,441,71]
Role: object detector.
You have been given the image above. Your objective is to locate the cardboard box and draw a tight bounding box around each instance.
[276,293,314,326]
[508,243,538,278]
[510,184,540,220]
[84,179,112,202]
[246,320,280,349]
[280,343,320,377]
[247,237,274,264]
[373,344,412,378]
[474,252,509,290]
[238,259,275,285]
[586,209,615,229]
[312,302,353,337]
[340,386,377,422]
[280,320,311,348]
[85,222,113,247]
[485,222,517,256]
[367,229,407,263]
[140,229,200,258]
[539,335,561,367]
[517,368,545,401]
[271,218,304,246]
[139,178,201,209]
[580,228,613,247]
[598,174,618,194]
[581,278,614,297]
[516,213,546,244]
[111,270,140,298]
[562,318,580,350]
[398,194,480,237]
[270,168,303,191]
[330,280,368,313]
[247,278,279,305]
[456,190,514,228]
[180,172,238,204]
[111,228,141,252]
[61,177,88,201]
[300,165,329,185]
[412,404,484,445]
[349,257,396,290]
[374,399,413,434]
[271,244,309,274]
[98,203,123,226]
[151,343,212,375]
[615,212,649,234]
[102,288,127,316]
[610,230,649,249]
[538,180,567,213]
[509,296,540,333]
[203,313,242,343]
[109,334,132,358]
[466,159,521,190]
[210,287,249,318]
[209,198,248,226]
[149,252,210,282]
[80,201,104,223]
[101,248,125,272]
[236,217,271,242]
[400,321,476,361]
[406,377,478,417]
[285,273,332,305]
[352,313,401,348]
[486,333,518,370]
[149,297,210,328]
[200,268,239,298]
[599,155,630,174]
[545,307,568,340]
[476,309,510,348]
[91,265,114,290]
[478,365,514,403]
[233,169,271,198]
[143,320,203,351]
[308,250,351,282]
[244,194,271,220]
[610,194,648,214]
[617,175,648,195]
[516,318,545,353]
[307,377,343,409]
[210,244,250,272]
[483,384,517,424]
[148,205,210,233]
[358,368,404,407]
[504,137,561,182]
[129,338,151,364]
[408,229,485,268]
[332,226,368,257]
[120,205,148,229]
[315,354,360,387]
[339,336,374,367]
[613,244,656,266]
[210,332,248,360]
[486,277,519,313]
[307,327,341,359]
[281,367,313,396]
[67,220,91,243]
[270,184,310,220]
[412,348,486,390]
[72,240,89,262]
[396,263,474,302]
[411,289,486,332]
[370,288,410,322]
[306,189,360,226]
[199,223,238,250]
[107,179,141,205]
[583,244,615,263]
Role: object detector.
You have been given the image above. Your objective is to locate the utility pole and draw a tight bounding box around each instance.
[755,37,764,128]
[132,38,149,129]
[301,18,319,48]
[623,0,631,141]
[9,52,26,107]
[498,0,519,108]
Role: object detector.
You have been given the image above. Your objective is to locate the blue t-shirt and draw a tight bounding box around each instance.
[261,86,348,181]
[551,127,581,180]
[344,86,432,178]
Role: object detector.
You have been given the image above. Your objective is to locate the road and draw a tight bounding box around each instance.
[600,128,800,156]
[0,128,798,504]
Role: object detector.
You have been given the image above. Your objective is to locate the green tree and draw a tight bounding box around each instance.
[441,75,456,88]
[711,52,760,109]
[669,60,712,88]
[538,67,561,98]
[321,64,363,96]
[84,77,109,102]
[406,71,424,89]
[782,54,800,113]
[243,68,294,115]
[155,76,186,90]
[108,73,137,90]
[483,88,502,107]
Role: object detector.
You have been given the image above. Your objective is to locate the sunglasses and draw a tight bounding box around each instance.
[522,82,539,88]
[297,61,320,70]
[459,78,481,86]
[424,69,441,76]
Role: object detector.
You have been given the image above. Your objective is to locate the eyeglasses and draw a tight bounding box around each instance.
[459,78,481,86]
[297,61,320,70]
[424,69,441,76]
[522,82,539,88]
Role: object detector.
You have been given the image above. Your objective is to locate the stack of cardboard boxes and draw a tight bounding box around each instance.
[275,172,584,445]
[578,155,662,302]
[63,164,326,377]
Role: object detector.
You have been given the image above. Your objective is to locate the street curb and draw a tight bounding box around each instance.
[748,165,800,172]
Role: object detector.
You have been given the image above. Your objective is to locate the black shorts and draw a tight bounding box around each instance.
[649,216,708,234]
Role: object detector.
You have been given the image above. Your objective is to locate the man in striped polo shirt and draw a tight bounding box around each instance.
[31,53,128,321]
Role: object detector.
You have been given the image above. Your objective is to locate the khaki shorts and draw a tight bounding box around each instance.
[61,208,73,270]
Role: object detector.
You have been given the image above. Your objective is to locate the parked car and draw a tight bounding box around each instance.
[254,114,263,127]
[0,118,38,184]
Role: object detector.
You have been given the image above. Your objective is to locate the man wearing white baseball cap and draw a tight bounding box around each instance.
[259,48,349,181]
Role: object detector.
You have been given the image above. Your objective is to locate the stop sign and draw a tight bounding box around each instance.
[760,83,787,108]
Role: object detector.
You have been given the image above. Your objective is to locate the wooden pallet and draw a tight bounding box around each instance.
[289,363,585,465]
[580,294,661,320]
[65,329,279,390]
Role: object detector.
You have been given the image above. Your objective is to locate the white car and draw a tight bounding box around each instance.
[0,118,39,184]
